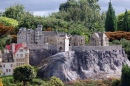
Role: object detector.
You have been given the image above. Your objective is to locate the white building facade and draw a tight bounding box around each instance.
[2,43,29,75]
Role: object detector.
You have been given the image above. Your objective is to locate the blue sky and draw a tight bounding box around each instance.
[0,0,130,16]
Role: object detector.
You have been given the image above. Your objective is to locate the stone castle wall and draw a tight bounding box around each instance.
[27,44,48,49]
[27,44,123,52]
[27,44,57,50]
[71,45,122,51]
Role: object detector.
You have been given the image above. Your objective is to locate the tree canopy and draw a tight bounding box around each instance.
[105,1,117,32]
[53,0,104,31]
[0,17,18,27]
[121,64,130,86]
[122,10,130,31]
[3,4,25,21]
[13,65,36,86]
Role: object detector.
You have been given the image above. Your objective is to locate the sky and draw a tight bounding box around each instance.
[0,0,130,17]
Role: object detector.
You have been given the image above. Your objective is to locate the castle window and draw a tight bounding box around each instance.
[6,69,8,72]
[74,43,76,46]
[11,64,13,67]
[20,54,23,57]
[9,69,11,72]
[81,39,83,45]
[59,47,63,51]
[19,49,23,52]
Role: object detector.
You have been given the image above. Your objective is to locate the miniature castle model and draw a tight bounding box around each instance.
[17,25,85,51]
[0,24,110,76]
[1,43,29,75]
[90,32,109,46]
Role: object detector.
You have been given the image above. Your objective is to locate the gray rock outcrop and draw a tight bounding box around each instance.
[29,49,57,66]
[38,49,130,82]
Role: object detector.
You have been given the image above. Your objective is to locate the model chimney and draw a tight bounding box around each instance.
[11,43,15,53]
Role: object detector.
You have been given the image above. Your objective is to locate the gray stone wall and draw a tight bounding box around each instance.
[48,45,57,50]
[71,45,122,51]
[27,44,57,50]
[27,44,48,49]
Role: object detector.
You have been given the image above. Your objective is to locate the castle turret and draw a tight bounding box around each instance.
[37,24,43,31]
[64,34,69,52]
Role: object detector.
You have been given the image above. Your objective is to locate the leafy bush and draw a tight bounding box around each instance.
[121,64,130,86]
[112,79,120,86]
[48,76,64,86]
[0,17,18,27]
[30,78,44,85]
[106,31,130,42]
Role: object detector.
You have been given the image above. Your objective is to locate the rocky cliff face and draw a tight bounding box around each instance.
[29,49,57,66]
[38,49,130,82]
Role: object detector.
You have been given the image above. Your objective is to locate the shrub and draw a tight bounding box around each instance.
[30,78,44,85]
[121,64,130,86]
[48,76,64,86]
[105,31,130,42]
[112,79,120,86]
[2,76,14,86]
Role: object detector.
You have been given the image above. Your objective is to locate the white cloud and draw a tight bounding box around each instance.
[0,9,4,12]
[33,9,59,17]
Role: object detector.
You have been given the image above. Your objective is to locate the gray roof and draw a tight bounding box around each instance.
[43,31,57,36]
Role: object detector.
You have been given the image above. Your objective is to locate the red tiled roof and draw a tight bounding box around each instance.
[6,43,26,54]
[6,45,11,50]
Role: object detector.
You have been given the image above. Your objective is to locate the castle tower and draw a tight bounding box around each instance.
[57,34,69,52]
[64,34,69,52]
[17,27,27,43]
[37,24,43,31]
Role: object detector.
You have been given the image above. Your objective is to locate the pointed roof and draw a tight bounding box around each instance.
[6,43,26,54]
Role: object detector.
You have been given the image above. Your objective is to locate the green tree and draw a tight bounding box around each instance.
[53,0,104,32]
[121,64,130,86]
[123,9,130,31]
[3,4,25,21]
[105,1,117,31]
[0,35,11,50]
[3,4,36,29]
[0,12,3,17]
[13,65,36,86]
[18,12,35,28]
[117,11,130,31]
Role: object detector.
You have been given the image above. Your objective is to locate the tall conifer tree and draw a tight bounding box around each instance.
[123,9,130,31]
[105,1,117,31]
